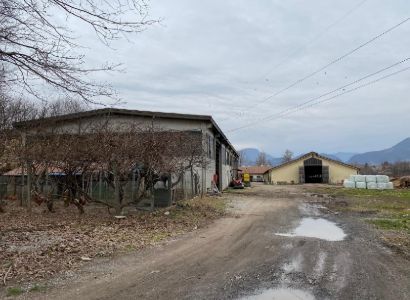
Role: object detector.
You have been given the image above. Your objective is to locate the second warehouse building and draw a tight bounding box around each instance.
[264,152,359,185]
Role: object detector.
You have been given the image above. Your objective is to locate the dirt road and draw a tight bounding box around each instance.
[27,184,409,299]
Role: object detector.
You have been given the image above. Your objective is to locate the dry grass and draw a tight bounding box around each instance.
[0,195,228,287]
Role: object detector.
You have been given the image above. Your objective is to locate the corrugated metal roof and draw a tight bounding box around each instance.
[13,108,238,156]
[239,166,272,175]
[2,165,64,176]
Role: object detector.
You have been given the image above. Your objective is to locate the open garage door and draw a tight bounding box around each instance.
[304,157,323,183]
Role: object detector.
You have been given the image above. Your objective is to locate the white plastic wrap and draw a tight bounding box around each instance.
[365,175,377,183]
[354,175,366,182]
[349,175,356,182]
[366,182,378,190]
[385,182,394,190]
[377,183,387,190]
[356,182,367,189]
[376,175,389,183]
[343,180,356,188]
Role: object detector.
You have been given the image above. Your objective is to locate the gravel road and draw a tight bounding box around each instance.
[25,184,409,300]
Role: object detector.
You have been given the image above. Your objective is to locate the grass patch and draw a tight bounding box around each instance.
[307,186,410,214]
[7,287,23,297]
[367,215,410,232]
[311,186,410,199]
[29,284,47,292]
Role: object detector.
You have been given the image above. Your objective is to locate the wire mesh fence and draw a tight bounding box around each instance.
[0,169,201,208]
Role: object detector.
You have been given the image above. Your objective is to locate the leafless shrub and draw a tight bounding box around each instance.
[19,116,207,215]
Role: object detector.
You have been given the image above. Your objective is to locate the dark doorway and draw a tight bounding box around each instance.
[215,141,221,189]
[304,157,323,183]
[305,165,323,183]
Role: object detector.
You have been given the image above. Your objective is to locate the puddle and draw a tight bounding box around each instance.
[243,287,315,300]
[275,218,346,241]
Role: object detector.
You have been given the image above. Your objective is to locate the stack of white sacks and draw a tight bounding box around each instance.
[343,175,394,190]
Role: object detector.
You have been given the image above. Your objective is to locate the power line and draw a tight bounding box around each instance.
[262,57,409,119]
[205,0,370,121]
[246,16,410,111]
[227,59,410,132]
[262,0,369,80]
[278,66,410,119]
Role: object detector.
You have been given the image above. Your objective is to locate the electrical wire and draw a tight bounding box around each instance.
[227,59,410,132]
[262,0,370,80]
[246,16,410,111]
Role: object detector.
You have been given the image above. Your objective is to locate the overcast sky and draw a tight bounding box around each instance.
[79,0,409,157]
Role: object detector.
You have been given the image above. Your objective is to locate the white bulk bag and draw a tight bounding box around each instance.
[355,175,366,182]
[376,175,389,183]
[343,180,356,188]
[366,182,378,190]
[377,183,387,190]
[365,175,377,182]
[356,182,367,189]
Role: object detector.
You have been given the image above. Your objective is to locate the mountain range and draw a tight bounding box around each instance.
[348,137,410,164]
[240,137,410,166]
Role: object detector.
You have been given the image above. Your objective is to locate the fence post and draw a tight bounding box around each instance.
[99,171,103,202]
[89,174,93,196]
[20,163,25,206]
[131,170,136,202]
[113,162,121,215]
[26,161,32,213]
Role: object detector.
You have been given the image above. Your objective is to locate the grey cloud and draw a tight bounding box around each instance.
[64,0,410,155]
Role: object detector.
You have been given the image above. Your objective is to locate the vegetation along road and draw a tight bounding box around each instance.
[15,184,410,299]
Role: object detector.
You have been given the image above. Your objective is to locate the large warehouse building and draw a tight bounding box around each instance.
[264,152,359,185]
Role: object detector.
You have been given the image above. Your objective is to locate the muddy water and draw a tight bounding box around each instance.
[243,287,315,300]
[276,217,346,241]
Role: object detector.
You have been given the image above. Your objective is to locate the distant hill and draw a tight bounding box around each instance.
[333,152,358,162]
[239,148,282,166]
[349,138,410,164]
[320,153,342,162]
[321,152,358,163]
[240,138,410,166]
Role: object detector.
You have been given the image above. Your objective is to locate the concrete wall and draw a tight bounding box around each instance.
[22,113,238,196]
[266,153,358,185]
[25,114,208,135]
[323,160,359,184]
[220,144,236,190]
[268,162,300,184]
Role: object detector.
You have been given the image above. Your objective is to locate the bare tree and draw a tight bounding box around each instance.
[255,152,268,166]
[282,149,293,163]
[18,115,207,215]
[0,0,156,102]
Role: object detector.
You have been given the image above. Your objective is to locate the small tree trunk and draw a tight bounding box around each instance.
[46,198,54,212]
[190,166,194,197]
[72,199,85,215]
